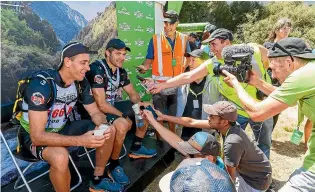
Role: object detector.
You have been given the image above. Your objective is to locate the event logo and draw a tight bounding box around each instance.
[146,14,154,20]
[146,27,154,33]
[31,92,45,106]
[94,75,103,84]
[135,53,145,60]
[123,39,131,46]
[119,23,131,31]
[137,1,143,4]
[135,38,144,46]
[134,25,144,32]
[146,2,153,7]
[118,7,130,15]
[134,10,143,19]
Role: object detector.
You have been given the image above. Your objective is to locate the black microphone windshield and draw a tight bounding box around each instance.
[222,44,254,62]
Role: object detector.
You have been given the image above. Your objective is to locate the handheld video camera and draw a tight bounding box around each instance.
[213,52,252,83]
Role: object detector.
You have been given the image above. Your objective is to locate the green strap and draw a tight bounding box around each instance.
[189,87,205,98]
[297,102,304,131]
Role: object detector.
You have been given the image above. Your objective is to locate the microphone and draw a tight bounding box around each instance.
[222,44,254,63]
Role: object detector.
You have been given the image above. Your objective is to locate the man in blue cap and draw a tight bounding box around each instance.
[79,38,157,188]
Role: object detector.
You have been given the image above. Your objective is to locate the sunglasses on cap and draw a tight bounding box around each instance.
[272,42,294,62]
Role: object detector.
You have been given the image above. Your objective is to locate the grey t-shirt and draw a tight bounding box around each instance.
[224,124,272,190]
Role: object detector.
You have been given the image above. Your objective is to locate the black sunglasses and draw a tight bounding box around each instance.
[272,42,294,62]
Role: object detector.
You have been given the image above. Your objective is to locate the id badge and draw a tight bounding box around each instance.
[290,129,303,145]
[172,58,176,67]
[193,100,199,109]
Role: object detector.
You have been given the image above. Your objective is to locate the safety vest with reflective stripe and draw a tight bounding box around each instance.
[152,31,187,82]
[206,43,271,118]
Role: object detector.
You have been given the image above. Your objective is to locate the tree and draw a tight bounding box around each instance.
[238,2,315,47]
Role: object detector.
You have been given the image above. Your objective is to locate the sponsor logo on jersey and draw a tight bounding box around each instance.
[94,75,103,84]
[31,92,45,106]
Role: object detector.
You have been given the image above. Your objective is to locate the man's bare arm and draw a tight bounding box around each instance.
[29,110,104,147]
[123,84,141,104]
[226,165,236,182]
[164,62,209,89]
[253,78,277,96]
[83,102,107,126]
[137,59,153,74]
[161,114,210,129]
[92,88,123,117]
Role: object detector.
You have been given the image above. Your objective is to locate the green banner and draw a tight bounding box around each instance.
[167,1,183,14]
[116,1,155,101]
[177,23,208,33]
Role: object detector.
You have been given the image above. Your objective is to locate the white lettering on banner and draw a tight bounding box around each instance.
[146,2,153,7]
[118,7,130,15]
[135,39,144,46]
[137,1,143,4]
[146,14,154,20]
[123,39,131,46]
[134,25,144,32]
[125,54,132,61]
[135,53,145,60]
[146,27,154,33]
[134,10,143,18]
[119,23,130,31]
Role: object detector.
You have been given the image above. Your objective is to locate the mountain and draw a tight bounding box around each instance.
[74,2,117,59]
[30,1,88,44]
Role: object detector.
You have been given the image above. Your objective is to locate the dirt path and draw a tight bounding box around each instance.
[145,106,306,191]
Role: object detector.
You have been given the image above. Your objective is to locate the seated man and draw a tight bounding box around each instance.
[79,39,156,186]
[18,43,123,192]
[177,49,221,139]
[143,101,272,192]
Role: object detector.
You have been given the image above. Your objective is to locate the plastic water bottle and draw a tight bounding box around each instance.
[132,104,144,128]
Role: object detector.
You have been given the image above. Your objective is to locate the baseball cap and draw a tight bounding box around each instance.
[106,38,131,52]
[268,37,315,59]
[178,132,220,156]
[204,23,217,33]
[163,10,179,24]
[184,49,209,60]
[58,42,97,70]
[189,32,198,39]
[159,158,235,192]
[203,101,237,122]
[202,28,233,43]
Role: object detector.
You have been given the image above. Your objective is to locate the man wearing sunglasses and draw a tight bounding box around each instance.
[223,37,315,191]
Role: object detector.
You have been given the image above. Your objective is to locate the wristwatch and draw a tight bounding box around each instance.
[122,113,128,119]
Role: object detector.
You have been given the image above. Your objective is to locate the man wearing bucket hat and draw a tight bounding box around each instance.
[143,101,272,192]
[17,42,125,192]
[223,37,315,191]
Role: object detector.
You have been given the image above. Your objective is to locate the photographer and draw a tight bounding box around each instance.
[223,37,315,191]
[149,28,274,160]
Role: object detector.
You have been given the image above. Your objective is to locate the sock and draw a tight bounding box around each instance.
[92,175,104,185]
[108,158,120,171]
[131,136,143,151]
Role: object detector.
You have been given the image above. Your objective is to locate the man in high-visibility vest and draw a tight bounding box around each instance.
[149,29,274,161]
[137,10,191,134]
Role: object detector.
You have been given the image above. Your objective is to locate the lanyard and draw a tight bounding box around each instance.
[297,102,304,131]
[189,87,204,98]
[165,32,176,58]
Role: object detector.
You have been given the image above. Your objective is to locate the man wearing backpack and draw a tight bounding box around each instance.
[18,42,124,192]
[82,38,157,186]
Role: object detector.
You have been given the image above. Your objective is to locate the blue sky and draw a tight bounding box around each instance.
[63,1,111,21]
